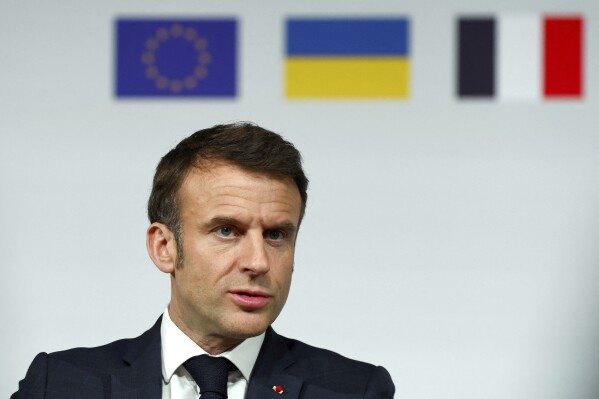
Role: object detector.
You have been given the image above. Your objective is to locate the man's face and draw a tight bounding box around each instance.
[168,162,301,351]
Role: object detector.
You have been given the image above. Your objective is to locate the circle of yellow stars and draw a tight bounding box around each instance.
[142,24,212,94]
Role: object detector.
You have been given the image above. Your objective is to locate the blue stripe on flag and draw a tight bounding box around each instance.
[287,18,409,56]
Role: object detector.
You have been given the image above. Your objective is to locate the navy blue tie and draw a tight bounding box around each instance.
[183,355,236,398]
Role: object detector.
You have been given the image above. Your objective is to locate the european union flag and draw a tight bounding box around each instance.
[116,18,237,97]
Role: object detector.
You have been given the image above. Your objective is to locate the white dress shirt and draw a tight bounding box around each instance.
[160,308,265,399]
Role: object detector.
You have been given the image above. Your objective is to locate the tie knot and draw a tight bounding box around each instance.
[183,355,236,398]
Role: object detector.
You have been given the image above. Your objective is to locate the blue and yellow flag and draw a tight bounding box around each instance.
[116,18,237,97]
[285,18,410,98]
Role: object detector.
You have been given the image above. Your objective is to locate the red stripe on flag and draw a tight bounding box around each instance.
[543,17,583,97]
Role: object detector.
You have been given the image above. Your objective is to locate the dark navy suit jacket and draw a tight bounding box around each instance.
[13,317,395,398]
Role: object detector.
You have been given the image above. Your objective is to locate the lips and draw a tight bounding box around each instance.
[228,289,271,309]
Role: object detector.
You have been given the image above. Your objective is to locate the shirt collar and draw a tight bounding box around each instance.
[160,307,265,383]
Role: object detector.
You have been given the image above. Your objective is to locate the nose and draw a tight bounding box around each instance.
[240,232,270,275]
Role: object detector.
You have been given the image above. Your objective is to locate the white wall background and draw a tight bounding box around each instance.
[2,1,598,398]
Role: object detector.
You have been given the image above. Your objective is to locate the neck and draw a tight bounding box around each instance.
[168,305,244,355]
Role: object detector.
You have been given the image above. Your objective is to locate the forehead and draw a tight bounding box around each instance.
[178,161,302,221]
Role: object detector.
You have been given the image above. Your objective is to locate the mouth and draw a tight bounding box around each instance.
[228,290,271,309]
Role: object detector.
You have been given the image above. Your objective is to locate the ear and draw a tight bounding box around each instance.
[146,222,178,274]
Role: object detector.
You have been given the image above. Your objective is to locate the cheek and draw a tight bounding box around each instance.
[276,273,293,313]
[183,245,223,274]
[276,266,294,292]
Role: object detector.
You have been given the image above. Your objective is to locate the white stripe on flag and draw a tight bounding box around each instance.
[498,14,541,101]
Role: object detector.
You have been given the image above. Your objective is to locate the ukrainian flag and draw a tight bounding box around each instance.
[286,18,410,98]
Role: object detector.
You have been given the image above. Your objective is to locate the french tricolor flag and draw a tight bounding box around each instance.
[457,15,584,100]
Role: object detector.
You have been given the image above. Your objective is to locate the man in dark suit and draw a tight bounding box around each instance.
[13,123,395,398]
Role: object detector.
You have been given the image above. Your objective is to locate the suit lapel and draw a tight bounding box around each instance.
[246,327,304,399]
[104,320,305,399]
[110,317,163,399]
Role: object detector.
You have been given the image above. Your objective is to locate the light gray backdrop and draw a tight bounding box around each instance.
[2,1,598,398]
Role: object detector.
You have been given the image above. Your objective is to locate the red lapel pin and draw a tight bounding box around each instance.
[272,385,284,394]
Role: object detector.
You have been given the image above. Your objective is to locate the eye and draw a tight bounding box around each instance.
[215,226,235,237]
[266,230,285,240]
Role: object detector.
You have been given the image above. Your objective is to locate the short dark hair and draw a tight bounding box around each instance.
[148,122,308,245]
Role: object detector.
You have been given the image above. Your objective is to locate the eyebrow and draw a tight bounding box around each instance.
[202,216,244,231]
[269,221,298,236]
